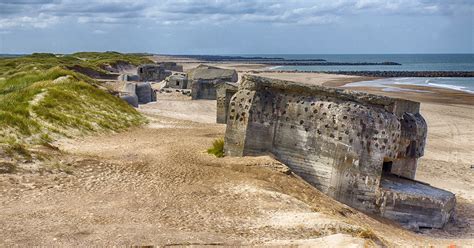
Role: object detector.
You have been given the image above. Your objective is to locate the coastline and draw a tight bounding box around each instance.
[326,77,474,105]
[151,56,474,241]
[1,54,471,246]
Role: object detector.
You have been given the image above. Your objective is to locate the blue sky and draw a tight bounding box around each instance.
[0,0,472,54]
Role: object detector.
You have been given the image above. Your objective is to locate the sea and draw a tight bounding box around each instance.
[240,54,474,93]
[2,53,473,93]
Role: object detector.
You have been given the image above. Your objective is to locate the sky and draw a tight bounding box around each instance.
[0,0,473,54]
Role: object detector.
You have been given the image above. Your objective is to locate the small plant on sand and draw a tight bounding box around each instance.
[5,141,32,160]
[357,228,378,240]
[0,161,16,174]
[207,138,225,158]
[48,161,73,174]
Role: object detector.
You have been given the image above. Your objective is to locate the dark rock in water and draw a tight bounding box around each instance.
[325,71,474,77]
[120,95,138,108]
[170,54,293,61]
[264,61,402,66]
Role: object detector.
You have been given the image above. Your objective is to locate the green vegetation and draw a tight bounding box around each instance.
[4,142,31,160]
[0,52,150,159]
[0,51,152,77]
[207,138,225,158]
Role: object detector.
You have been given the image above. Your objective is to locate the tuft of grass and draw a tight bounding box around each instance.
[5,142,32,160]
[0,161,16,174]
[356,229,378,240]
[207,138,225,158]
[48,161,74,174]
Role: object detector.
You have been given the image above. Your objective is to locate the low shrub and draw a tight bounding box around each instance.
[207,138,225,158]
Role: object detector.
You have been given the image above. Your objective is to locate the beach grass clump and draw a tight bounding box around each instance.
[4,141,32,160]
[207,138,225,158]
[0,53,150,159]
[0,67,146,142]
[0,161,16,174]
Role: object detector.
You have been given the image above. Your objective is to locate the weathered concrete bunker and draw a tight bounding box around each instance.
[216,82,238,124]
[188,65,238,100]
[137,64,172,82]
[119,82,156,107]
[224,75,455,229]
[165,73,189,89]
[159,62,183,72]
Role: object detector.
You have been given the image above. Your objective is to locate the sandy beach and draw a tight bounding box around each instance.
[1,59,472,247]
[1,0,471,246]
[159,57,474,242]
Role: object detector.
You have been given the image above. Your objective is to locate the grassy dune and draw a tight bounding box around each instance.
[0,52,151,77]
[0,52,149,160]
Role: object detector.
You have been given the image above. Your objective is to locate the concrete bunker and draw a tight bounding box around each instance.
[216,82,238,124]
[188,65,238,100]
[159,62,183,72]
[223,75,455,229]
[137,64,172,82]
[119,82,156,107]
[164,73,189,89]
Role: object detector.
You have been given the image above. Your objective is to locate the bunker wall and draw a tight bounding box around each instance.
[224,75,446,226]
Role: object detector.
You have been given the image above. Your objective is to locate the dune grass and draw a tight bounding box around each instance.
[207,138,225,158]
[0,51,152,77]
[0,52,150,160]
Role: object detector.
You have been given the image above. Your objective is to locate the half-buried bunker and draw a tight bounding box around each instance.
[223,75,455,230]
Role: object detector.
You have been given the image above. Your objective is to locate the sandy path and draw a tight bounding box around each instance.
[0,104,377,246]
[139,97,216,124]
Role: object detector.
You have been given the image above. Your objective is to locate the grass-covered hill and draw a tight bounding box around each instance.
[0,52,151,163]
[0,51,151,78]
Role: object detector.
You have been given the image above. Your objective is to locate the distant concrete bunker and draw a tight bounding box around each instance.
[223,75,455,229]
[188,65,238,100]
[137,64,172,82]
[119,82,156,107]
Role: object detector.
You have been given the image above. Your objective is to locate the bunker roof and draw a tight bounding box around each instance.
[188,64,237,81]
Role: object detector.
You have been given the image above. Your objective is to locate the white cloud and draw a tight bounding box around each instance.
[92,29,106,34]
[0,0,471,30]
[0,13,58,29]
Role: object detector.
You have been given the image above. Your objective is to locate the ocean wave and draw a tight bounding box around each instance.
[345,77,474,94]
[427,83,474,93]
[268,66,283,70]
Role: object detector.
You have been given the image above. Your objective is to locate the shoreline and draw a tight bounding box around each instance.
[158,58,474,244]
[244,70,474,105]
[253,69,474,77]
[151,55,473,103]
